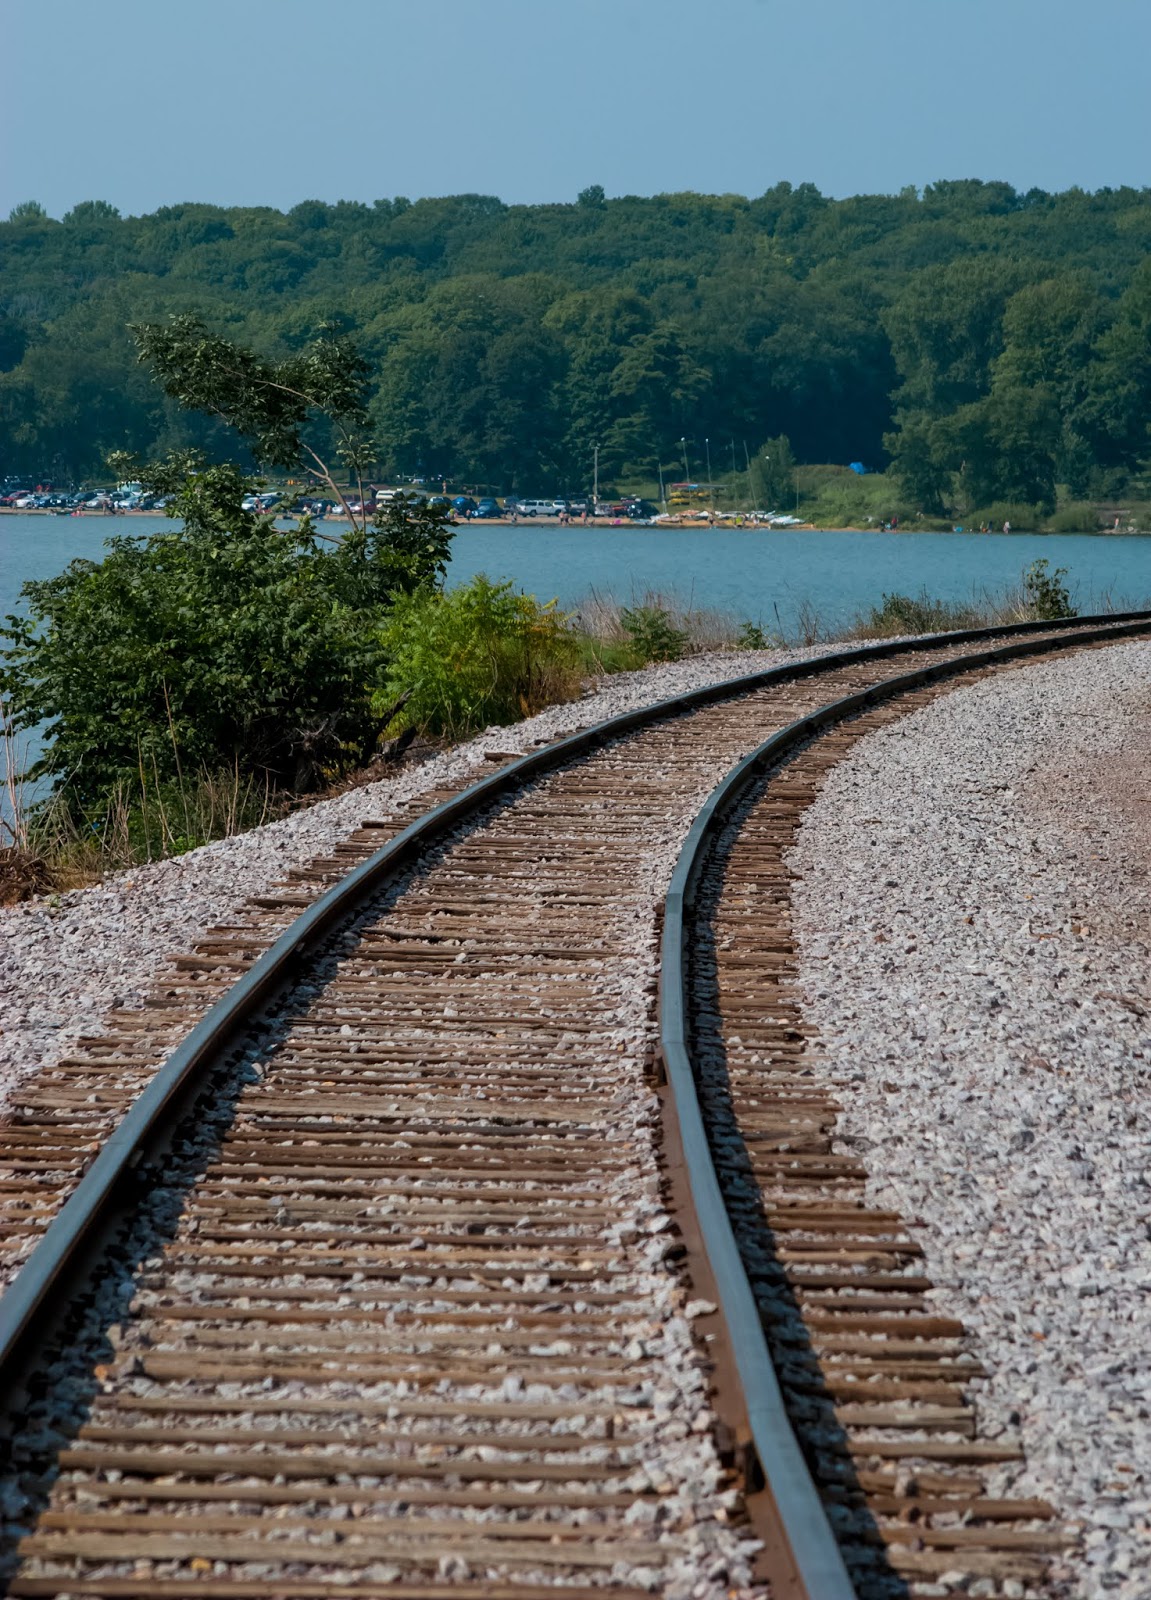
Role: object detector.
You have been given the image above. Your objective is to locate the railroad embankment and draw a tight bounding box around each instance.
[790,639,1151,1600]
[2,629,1147,1594]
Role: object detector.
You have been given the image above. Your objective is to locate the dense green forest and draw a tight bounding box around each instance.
[2,182,1150,512]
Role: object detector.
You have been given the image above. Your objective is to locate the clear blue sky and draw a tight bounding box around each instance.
[5,0,1149,217]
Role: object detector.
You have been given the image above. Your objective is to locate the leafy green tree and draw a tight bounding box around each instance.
[63,200,121,224]
[1,463,454,804]
[756,434,796,507]
[134,314,375,507]
[1077,259,1151,480]
[941,387,1060,511]
[2,320,458,808]
[885,412,953,512]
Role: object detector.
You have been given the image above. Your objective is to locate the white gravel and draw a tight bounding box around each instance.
[788,640,1151,1599]
[0,645,839,1116]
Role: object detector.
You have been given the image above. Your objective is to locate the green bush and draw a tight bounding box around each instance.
[967,502,1045,531]
[1046,503,1099,533]
[0,461,455,807]
[1023,559,1076,619]
[859,590,981,636]
[374,576,580,738]
[620,604,688,663]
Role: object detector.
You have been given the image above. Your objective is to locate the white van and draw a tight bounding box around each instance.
[515,499,560,518]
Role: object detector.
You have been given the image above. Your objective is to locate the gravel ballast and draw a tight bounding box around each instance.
[788,639,1151,1598]
[1,647,817,1598]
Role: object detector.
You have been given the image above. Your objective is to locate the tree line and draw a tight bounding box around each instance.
[2,181,1150,511]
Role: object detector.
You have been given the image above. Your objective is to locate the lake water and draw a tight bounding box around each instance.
[5,513,1151,631]
[5,512,1151,823]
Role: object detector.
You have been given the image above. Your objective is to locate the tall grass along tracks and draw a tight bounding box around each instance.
[1,612,1149,1600]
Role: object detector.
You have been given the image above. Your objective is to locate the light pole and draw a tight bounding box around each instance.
[680,437,690,483]
[704,436,713,516]
[593,443,599,513]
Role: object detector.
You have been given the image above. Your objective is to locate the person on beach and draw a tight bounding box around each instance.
[1003,520,1011,534]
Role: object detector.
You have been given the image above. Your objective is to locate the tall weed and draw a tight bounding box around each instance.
[375,576,582,738]
[856,591,987,637]
[574,588,745,665]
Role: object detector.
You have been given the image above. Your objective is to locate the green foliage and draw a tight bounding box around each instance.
[63,200,121,224]
[0,458,456,807]
[1046,502,1098,532]
[25,765,279,882]
[737,621,773,649]
[965,501,1045,531]
[1022,559,1076,619]
[860,591,982,636]
[2,184,1150,497]
[802,466,916,528]
[373,576,579,738]
[756,435,797,508]
[620,604,688,663]
[133,314,372,480]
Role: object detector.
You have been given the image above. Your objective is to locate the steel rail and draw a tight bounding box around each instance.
[1,606,1149,1397]
[659,613,1151,1600]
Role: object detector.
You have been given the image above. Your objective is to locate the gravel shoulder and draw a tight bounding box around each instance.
[788,640,1151,1599]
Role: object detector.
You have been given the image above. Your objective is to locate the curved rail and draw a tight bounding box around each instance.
[659,615,1151,1599]
[2,607,1150,1399]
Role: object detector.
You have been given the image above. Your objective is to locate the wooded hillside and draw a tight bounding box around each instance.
[2,182,1150,510]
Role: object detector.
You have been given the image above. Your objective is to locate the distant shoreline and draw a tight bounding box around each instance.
[0,507,1142,537]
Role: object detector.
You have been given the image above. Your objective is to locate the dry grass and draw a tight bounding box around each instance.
[573,588,756,667]
[2,764,282,898]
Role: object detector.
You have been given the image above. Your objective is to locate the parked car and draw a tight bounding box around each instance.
[515,499,560,518]
[473,498,502,518]
[452,495,477,515]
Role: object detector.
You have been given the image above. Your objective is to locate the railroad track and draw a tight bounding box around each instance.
[1,613,1148,1600]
